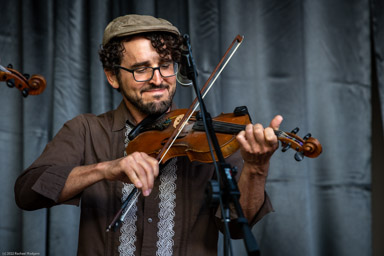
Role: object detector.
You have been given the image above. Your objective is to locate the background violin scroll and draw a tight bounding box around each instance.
[0,64,46,97]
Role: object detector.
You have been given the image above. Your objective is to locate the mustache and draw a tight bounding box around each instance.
[141,84,169,93]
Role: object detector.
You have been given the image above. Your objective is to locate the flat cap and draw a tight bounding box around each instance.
[102,14,180,46]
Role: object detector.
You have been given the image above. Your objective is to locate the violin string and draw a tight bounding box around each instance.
[196,120,297,144]
[276,130,288,138]
[275,130,304,146]
[158,38,243,163]
[216,122,307,148]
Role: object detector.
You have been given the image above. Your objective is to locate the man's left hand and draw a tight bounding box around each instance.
[236,115,283,176]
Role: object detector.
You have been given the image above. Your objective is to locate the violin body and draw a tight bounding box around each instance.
[126,109,251,163]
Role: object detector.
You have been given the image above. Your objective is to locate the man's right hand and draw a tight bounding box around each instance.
[58,152,159,203]
[104,152,159,196]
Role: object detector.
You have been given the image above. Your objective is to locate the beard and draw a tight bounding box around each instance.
[121,82,176,116]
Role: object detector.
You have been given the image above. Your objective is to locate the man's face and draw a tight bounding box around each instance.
[117,36,177,120]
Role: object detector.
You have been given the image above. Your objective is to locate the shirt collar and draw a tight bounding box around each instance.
[112,101,136,132]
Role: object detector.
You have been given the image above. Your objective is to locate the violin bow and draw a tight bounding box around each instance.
[157,35,244,163]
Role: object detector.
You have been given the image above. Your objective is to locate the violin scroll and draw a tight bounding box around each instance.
[26,74,46,95]
[0,64,46,97]
[302,137,322,158]
[277,128,322,161]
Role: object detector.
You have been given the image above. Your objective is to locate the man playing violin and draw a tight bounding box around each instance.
[14,14,283,255]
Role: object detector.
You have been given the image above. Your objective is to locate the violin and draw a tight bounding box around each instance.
[126,106,322,163]
[0,64,46,97]
[107,106,322,231]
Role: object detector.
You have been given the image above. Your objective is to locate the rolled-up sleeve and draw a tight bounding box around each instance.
[14,115,87,210]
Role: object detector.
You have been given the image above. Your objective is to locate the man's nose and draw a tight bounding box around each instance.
[149,69,163,85]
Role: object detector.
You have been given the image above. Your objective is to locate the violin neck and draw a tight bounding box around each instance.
[193,120,283,137]
[192,120,244,134]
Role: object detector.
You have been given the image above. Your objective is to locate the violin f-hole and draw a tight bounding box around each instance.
[160,138,169,146]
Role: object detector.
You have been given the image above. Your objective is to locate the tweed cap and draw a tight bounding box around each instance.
[102,14,180,46]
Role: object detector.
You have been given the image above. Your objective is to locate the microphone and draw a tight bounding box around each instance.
[176,39,193,87]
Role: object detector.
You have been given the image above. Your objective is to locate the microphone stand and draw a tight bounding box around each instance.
[181,34,260,256]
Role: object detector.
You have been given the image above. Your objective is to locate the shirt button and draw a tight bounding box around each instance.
[148,218,153,223]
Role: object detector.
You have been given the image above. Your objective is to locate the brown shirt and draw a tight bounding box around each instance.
[14,101,273,256]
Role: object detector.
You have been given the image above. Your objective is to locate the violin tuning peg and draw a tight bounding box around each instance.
[281,143,291,152]
[22,88,29,97]
[303,133,312,140]
[6,79,15,88]
[291,127,299,134]
[7,64,13,69]
[23,73,30,79]
[294,152,304,161]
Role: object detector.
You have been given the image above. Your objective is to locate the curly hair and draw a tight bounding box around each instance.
[99,32,183,82]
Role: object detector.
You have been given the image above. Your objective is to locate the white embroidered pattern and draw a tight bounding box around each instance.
[118,124,138,256]
[119,123,178,256]
[156,157,177,256]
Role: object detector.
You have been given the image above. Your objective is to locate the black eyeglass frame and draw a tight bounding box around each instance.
[114,62,178,82]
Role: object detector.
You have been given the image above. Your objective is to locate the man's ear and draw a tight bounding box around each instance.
[104,69,119,89]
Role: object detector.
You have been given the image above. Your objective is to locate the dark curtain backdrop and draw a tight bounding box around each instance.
[1,0,383,255]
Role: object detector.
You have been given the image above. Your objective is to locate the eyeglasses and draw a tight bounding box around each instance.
[114,62,178,82]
